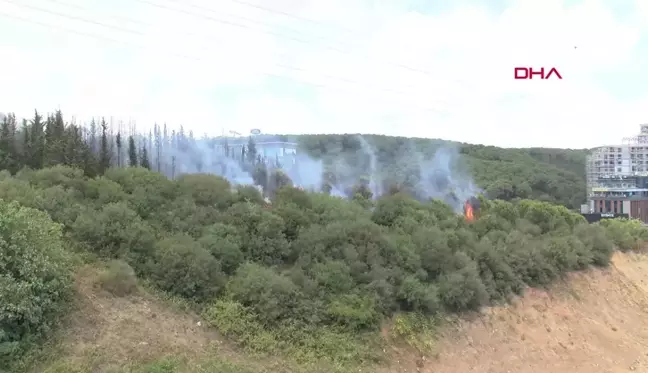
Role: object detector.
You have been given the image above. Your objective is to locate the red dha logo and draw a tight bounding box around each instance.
[514,67,562,80]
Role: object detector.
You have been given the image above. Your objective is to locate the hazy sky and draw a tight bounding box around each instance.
[0,0,647,148]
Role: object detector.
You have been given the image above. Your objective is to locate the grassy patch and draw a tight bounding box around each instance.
[390,313,440,356]
[203,299,385,373]
[96,260,139,296]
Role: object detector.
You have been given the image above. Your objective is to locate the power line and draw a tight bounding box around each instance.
[38,0,470,96]
[139,0,446,79]
[223,0,359,35]
[3,0,147,35]
[0,7,449,115]
[157,0,340,45]
[4,0,439,100]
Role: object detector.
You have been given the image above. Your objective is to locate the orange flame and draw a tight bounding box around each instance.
[464,201,475,222]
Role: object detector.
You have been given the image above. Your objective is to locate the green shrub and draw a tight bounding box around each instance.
[71,202,156,267]
[148,234,225,302]
[226,263,304,325]
[0,200,72,366]
[600,218,648,252]
[97,260,138,296]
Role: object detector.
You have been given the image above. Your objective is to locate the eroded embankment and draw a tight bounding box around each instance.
[30,252,648,373]
[418,251,648,373]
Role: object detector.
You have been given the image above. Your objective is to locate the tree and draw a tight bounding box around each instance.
[0,200,72,363]
[44,110,65,167]
[28,109,45,169]
[223,137,230,157]
[99,118,111,174]
[116,131,122,168]
[128,135,138,167]
[0,113,17,173]
[247,136,257,164]
[141,145,150,170]
[154,123,161,172]
[171,155,176,179]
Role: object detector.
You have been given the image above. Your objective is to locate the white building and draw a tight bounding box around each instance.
[586,124,648,221]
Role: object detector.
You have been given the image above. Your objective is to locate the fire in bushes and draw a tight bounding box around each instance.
[464,196,481,222]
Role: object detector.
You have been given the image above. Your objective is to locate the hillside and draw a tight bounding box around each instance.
[17,251,648,373]
[0,109,626,373]
[2,163,647,373]
[425,251,648,373]
[0,110,588,210]
[297,134,587,209]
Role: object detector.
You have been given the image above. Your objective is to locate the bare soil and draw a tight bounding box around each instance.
[34,265,233,372]
[35,252,648,372]
[417,251,648,373]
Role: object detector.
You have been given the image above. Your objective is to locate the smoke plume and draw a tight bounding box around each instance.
[132,131,480,211]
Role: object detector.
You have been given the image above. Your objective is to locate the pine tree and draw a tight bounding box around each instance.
[53,110,66,164]
[247,136,257,164]
[148,129,153,167]
[128,135,138,167]
[44,114,54,162]
[44,110,66,166]
[89,118,98,154]
[63,124,85,168]
[162,123,168,174]
[141,145,150,169]
[116,131,122,167]
[99,118,111,174]
[223,137,230,157]
[154,123,161,172]
[28,110,45,169]
[20,119,30,166]
[0,113,17,172]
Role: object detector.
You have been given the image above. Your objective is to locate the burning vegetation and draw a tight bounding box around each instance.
[464,196,481,222]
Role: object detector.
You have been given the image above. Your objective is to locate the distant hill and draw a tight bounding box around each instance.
[295,134,587,209]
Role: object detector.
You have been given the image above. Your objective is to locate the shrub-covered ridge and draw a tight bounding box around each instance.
[2,165,647,372]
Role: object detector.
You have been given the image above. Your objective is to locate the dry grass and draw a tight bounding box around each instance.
[28,265,241,373]
[24,251,648,373]
[411,251,648,373]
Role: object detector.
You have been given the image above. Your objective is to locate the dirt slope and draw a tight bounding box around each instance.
[31,266,240,373]
[33,252,648,373]
[422,251,648,373]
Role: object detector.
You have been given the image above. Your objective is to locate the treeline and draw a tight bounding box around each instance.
[2,166,646,371]
[0,110,253,177]
[1,110,587,212]
[297,134,588,209]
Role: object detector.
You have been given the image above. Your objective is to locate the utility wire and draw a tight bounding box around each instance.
[154,0,338,45]
[3,0,442,101]
[139,0,447,79]
[41,0,470,96]
[223,0,359,35]
[0,6,449,114]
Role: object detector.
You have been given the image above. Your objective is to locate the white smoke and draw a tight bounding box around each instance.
[146,132,480,210]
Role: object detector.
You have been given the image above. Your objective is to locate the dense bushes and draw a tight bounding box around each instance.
[2,165,648,370]
[600,218,648,252]
[97,260,138,296]
[0,200,72,366]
